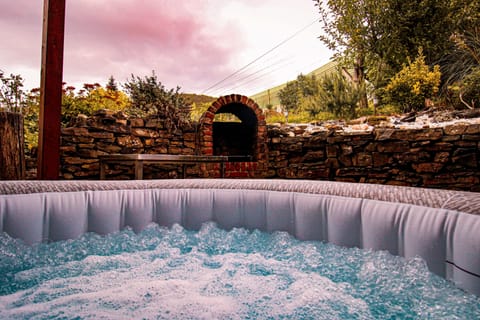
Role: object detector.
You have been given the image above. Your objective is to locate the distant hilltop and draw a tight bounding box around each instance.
[249,60,337,109]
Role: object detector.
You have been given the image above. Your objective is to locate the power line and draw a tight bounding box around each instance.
[207,56,294,94]
[202,19,318,95]
[221,60,296,94]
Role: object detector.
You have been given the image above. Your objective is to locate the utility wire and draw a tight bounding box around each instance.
[208,56,293,93]
[222,60,296,93]
[202,19,318,95]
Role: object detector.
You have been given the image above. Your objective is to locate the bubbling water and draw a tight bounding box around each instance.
[1,222,479,319]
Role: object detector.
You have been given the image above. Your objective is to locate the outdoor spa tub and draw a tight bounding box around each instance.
[0,179,479,296]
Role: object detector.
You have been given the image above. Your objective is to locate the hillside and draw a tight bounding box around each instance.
[181,93,217,106]
[249,60,337,108]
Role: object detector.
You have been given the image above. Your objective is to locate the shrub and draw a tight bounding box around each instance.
[61,83,131,126]
[124,72,191,130]
[384,51,441,112]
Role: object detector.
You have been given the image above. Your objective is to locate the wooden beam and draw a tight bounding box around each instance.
[37,0,66,179]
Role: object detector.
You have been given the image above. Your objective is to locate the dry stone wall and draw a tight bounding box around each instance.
[57,110,480,192]
[267,123,480,192]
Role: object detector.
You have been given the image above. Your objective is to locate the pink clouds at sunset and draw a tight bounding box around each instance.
[0,0,332,96]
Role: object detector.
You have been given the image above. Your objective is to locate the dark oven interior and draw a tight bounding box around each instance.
[212,103,257,161]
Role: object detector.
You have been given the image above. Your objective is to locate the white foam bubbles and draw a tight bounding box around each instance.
[1,222,479,319]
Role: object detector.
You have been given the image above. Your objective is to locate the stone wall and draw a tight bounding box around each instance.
[267,123,480,192]
[56,110,480,192]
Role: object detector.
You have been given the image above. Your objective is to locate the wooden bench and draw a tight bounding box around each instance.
[99,154,229,179]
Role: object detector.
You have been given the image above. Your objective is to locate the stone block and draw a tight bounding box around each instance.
[353,153,372,167]
[434,152,450,163]
[466,124,480,134]
[412,162,443,173]
[88,131,115,140]
[373,152,392,167]
[129,118,144,127]
[452,153,477,168]
[117,136,143,148]
[302,150,325,162]
[444,124,467,135]
[377,141,410,153]
[132,128,160,138]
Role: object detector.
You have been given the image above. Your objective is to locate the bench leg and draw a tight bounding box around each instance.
[134,160,144,179]
[100,161,106,179]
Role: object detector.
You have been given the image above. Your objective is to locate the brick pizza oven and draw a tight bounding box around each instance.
[197,94,268,178]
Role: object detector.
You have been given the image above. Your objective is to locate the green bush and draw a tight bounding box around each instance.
[384,51,441,112]
[306,71,364,120]
[124,72,191,129]
[265,111,286,124]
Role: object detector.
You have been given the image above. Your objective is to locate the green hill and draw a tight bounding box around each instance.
[181,93,217,105]
[249,60,337,108]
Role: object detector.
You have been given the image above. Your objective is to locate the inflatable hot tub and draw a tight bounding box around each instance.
[0,179,479,295]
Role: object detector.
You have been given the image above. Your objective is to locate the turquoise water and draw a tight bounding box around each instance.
[1,222,479,319]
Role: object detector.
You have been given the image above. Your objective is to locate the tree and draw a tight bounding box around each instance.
[277,81,300,113]
[312,0,470,96]
[0,70,26,113]
[277,74,321,114]
[0,70,26,179]
[306,71,364,120]
[106,75,118,91]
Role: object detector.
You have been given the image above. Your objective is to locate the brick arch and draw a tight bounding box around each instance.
[198,94,267,166]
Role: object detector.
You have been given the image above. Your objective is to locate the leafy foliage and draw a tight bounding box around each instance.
[277,72,363,121]
[23,88,40,150]
[440,26,480,106]
[277,75,320,112]
[383,51,441,112]
[448,67,480,109]
[314,0,456,74]
[307,71,365,120]
[123,72,191,129]
[0,71,39,149]
[443,29,480,79]
[0,70,26,113]
[313,0,480,110]
[62,83,130,126]
[277,80,301,113]
[106,75,118,91]
[181,93,216,122]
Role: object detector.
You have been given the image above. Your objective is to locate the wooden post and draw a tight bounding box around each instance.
[0,112,25,179]
[37,0,66,179]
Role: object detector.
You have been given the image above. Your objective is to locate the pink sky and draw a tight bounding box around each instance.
[0,0,332,96]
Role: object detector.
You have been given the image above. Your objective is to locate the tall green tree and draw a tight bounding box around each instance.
[312,0,476,90]
[277,80,301,113]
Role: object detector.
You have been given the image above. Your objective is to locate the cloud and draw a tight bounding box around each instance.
[0,1,43,71]
[0,0,245,94]
[0,0,333,96]
[63,0,245,92]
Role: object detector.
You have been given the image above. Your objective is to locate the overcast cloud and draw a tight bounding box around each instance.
[0,0,332,96]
